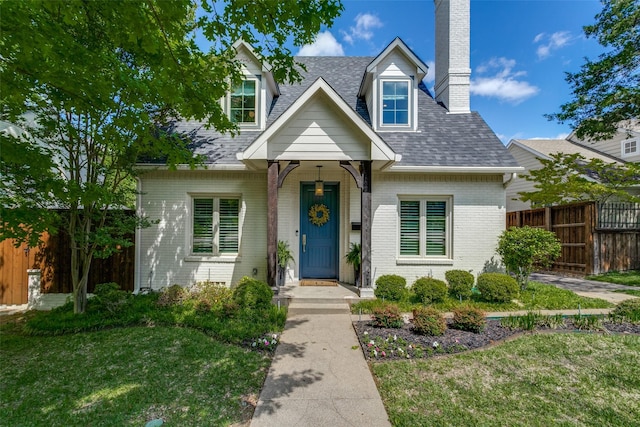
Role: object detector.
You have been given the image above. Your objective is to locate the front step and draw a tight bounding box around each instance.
[286,297,354,316]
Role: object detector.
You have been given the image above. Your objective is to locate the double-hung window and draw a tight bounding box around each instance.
[399,197,451,258]
[230,80,257,124]
[381,80,409,126]
[622,139,637,157]
[192,197,240,255]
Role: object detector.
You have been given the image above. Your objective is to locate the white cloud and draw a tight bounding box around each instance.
[470,57,539,104]
[534,31,572,59]
[530,132,570,140]
[342,13,383,44]
[297,32,344,56]
[423,60,436,84]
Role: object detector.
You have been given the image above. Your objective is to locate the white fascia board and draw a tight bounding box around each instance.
[135,163,248,171]
[387,165,525,173]
[240,77,397,162]
[366,38,429,79]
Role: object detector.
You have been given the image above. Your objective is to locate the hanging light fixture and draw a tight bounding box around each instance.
[315,165,324,196]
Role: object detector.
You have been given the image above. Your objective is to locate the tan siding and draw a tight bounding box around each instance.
[506,144,544,212]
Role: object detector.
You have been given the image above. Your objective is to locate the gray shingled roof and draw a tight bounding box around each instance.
[148,56,518,168]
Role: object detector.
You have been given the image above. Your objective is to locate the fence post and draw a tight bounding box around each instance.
[544,207,552,231]
[585,203,595,275]
[27,269,42,308]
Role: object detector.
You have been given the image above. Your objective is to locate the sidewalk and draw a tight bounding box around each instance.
[251,283,390,427]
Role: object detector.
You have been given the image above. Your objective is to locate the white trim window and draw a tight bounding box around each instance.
[381,79,410,127]
[622,139,638,157]
[399,197,452,258]
[229,79,258,125]
[192,197,240,255]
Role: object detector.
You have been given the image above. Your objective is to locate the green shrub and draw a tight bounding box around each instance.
[477,273,519,303]
[371,304,404,328]
[412,307,446,336]
[445,270,474,299]
[609,299,640,323]
[189,281,234,313]
[374,275,407,301]
[412,277,447,304]
[232,277,273,310]
[451,306,486,333]
[497,226,561,289]
[157,285,188,307]
[91,282,130,315]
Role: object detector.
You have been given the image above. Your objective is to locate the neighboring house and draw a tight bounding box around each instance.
[507,124,640,212]
[136,0,522,296]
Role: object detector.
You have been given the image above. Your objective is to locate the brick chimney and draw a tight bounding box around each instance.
[434,0,471,114]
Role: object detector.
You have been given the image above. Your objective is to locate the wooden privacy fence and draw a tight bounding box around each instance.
[0,231,134,305]
[507,202,640,276]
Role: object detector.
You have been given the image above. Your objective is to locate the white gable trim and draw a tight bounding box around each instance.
[507,140,551,161]
[232,40,280,96]
[358,37,429,97]
[239,77,399,163]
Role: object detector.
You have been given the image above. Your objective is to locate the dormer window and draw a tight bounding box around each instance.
[622,139,637,157]
[382,81,409,126]
[230,80,257,124]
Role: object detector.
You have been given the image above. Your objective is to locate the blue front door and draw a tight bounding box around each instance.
[300,183,339,279]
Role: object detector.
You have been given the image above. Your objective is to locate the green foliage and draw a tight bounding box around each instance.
[451,306,486,333]
[157,285,189,307]
[519,153,640,207]
[477,273,519,303]
[610,299,640,323]
[587,270,640,286]
[572,314,605,331]
[519,281,612,310]
[277,240,295,268]
[91,283,130,315]
[345,242,361,285]
[188,281,236,315]
[232,277,273,310]
[0,0,343,313]
[374,275,408,302]
[546,0,640,141]
[412,307,446,336]
[412,277,448,304]
[496,226,562,289]
[371,304,404,329]
[445,270,475,299]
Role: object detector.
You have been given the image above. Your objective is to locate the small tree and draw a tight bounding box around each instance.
[496,226,562,290]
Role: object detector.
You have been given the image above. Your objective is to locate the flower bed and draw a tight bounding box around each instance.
[353,318,640,361]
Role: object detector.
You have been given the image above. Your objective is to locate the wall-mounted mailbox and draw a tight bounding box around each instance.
[351,222,361,231]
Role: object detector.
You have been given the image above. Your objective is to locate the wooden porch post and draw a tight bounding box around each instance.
[360,161,372,294]
[267,161,278,288]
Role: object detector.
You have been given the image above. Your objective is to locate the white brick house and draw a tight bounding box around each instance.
[136,0,522,296]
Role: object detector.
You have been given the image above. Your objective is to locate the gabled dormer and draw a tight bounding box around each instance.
[358,38,429,132]
[225,40,280,130]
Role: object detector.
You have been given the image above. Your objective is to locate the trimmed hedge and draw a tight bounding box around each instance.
[445,270,474,299]
[371,304,404,328]
[477,273,519,303]
[451,306,486,333]
[374,275,407,301]
[412,277,447,304]
[232,277,273,310]
[412,307,446,336]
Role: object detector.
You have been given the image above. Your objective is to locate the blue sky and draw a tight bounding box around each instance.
[292,0,605,144]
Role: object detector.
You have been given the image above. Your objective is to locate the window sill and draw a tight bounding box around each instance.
[396,258,454,266]
[185,255,241,263]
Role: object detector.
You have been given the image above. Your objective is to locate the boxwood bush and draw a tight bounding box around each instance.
[451,305,486,333]
[374,275,407,301]
[232,277,273,310]
[412,307,446,336]
[445,270,474,299]
[477,273,519,303]
[412,277,448,304]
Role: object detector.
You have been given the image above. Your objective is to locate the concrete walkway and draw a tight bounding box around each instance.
[530,272,640,303]
[251,283,390,427]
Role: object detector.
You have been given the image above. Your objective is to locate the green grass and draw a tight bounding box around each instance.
[351,281,612,314]
[372,333,640,426]
[586,270,640,286]
[615,289,640,297]
[0,325,270,426]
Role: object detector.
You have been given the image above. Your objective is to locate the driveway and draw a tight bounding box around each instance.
[530,272,640,304]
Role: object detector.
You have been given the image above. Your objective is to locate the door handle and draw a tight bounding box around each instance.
[302,234,306,253]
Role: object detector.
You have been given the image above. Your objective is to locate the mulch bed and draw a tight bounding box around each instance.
[353,318,640,362]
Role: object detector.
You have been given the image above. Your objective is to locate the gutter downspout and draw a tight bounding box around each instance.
[134,177,142,294]
[503,172,517,189]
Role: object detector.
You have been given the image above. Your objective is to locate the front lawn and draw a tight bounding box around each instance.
[372,333,640,426]
[350,281,613,314]
[0,325,269,426]
[587,270,640,286]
